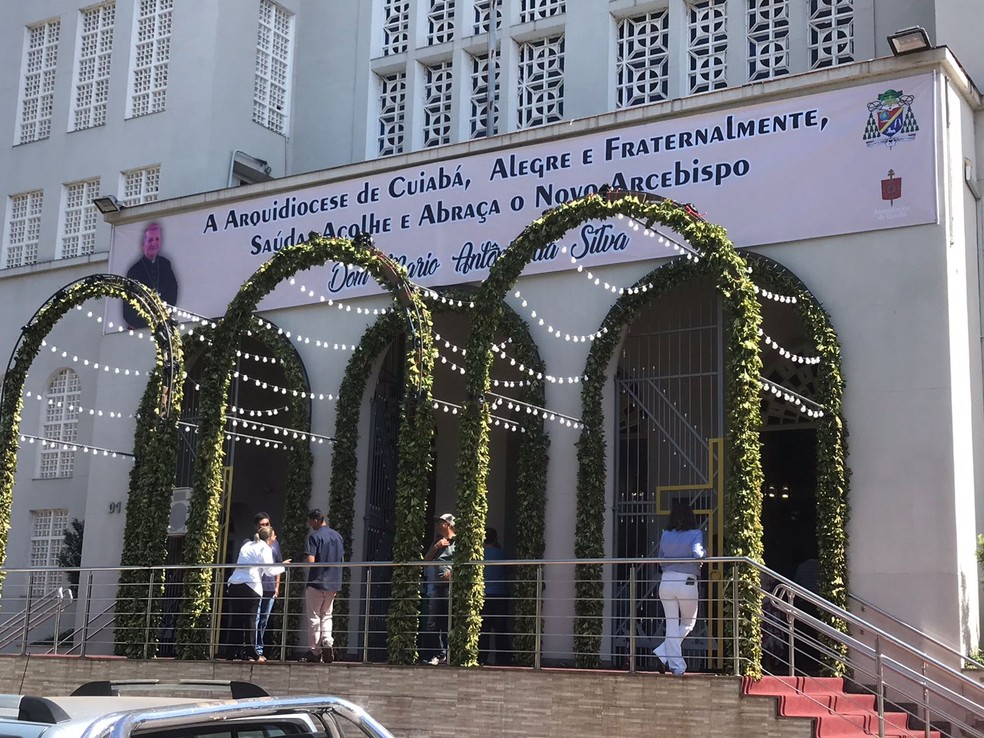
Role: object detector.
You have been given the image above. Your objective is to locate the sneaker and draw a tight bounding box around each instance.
[322,647,334,664]
[254,655,267,663]
[299,650,321,663]
[426,657,440,666]
[652,650,667,674]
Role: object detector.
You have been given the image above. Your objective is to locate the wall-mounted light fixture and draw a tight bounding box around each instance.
[92,195,123,214]
[887,26,932,56]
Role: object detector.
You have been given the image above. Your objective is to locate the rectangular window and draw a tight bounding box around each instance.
[469,53,499,139]
[60,179,100,259]
[382,0,410,55]
[18,19,61,144]
[427,0,455,45]
[517,35,564,130]
[40,369,81,480]
[4,190,44,269]
[377,71,407,156]
[747,0,789,81]
[520,0,565,24]
[30,509,69,596]
[472,0,501,36]
[616,10,669,108]
[422,60,453,147]
[253,0,293,134]
[72,2,115,131]
[129,0,172,117]
[121,165,160,206]
[688,0,728,94]
[809,0,853,69]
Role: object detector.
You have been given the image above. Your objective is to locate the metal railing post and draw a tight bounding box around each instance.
[142,570,156,660]
[363,568,372,664]
[80,571,93,657]
[875,635,886,738]
[921,661,931,738]
[786,588,796,677]
[279,567,291,662]
[52,588,63,655]
[731,565,739,676]
[534,564,543,670]
[446,574,453,665]
[20,578,35,655]
[628,566,637,674]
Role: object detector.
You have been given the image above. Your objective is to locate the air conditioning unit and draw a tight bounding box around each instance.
[168,487,192,535]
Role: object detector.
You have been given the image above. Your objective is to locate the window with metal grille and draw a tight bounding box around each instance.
[4,190,44,269]
[423,60,453,147]
[747,0,788,81]
[688,0,727,94]
[39,369,81,480]
[472,0,501,35]
[129,0,171,117]
[520,0,565,24]
[72,2,115,131]
[30,509,69,596]
[469,52,499,138]
[809,0,853,69]
[17,19,60,144]
[60,178,100,259]
[121,165,160,206]
[617,10,669,108]
[378,71,407,155]
[517,35,564,130]
[382,0,410,55]
[427,0,455,45]
[253,0,293,134]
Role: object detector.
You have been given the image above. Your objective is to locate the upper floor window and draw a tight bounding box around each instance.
[469,52,499,139]
[30,509,69,596]
[747,0,789,81]
[688,0,728,94]
[72,2,115,131]
[121,164,160,206]
[427,0,455,45]
[4,190,44,269]
[472,0,501,35]
[128,0,172,118]
[517,35,564,130]
[18,19,61,144]
[39,369,81,480]
[809,0,853,69]
[59,178,100,259]
[520,0,565,24]
[382,0,410,55]
[253,0,294,135]
[377,71,407,155]
[422,59,453,147]
[616,10,670,108]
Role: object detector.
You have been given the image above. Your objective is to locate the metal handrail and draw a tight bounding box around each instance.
[849,590,984,669]
[0,587,73,652]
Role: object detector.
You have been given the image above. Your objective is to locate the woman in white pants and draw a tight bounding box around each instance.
[652,500,705,675]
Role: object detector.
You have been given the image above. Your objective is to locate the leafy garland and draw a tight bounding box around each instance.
[744,253,850,673]
[176,234,433,659]
[0,276,182,651]
[451,192,764,670]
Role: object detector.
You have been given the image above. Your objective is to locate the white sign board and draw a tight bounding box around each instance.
[109,74,937,322]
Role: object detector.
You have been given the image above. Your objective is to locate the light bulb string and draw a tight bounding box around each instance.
[18,432,134,459]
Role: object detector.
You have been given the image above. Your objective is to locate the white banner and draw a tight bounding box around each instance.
[109,74,937,322]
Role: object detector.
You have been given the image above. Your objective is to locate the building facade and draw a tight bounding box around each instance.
[0,0,982,663]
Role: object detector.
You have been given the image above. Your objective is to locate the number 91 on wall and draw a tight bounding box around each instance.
[108,501,123,514]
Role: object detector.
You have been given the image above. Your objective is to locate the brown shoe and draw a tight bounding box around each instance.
[322,647,334,663]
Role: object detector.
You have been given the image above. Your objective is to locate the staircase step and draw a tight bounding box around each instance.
[742,676,942,738]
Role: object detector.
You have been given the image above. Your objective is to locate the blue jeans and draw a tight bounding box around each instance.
[255,592,276,656]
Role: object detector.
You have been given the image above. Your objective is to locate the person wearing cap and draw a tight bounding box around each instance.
[422,513,456,665]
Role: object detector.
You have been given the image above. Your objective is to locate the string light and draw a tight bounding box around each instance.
[759,377,825,419]
[17,433,133,459]
[510,289,609,343]
[758,329,821,365]
[288,277,394,317]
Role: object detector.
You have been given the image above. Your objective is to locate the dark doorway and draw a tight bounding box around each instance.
[760,427,818,580]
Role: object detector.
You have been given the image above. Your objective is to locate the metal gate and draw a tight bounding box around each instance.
[612,279,725,670]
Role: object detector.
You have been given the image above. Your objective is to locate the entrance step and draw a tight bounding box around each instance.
[743,675,942,738]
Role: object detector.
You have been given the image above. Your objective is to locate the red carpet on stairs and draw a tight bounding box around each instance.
[742,675,941,738]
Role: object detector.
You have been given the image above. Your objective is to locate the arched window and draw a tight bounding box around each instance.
[39,368,81,479]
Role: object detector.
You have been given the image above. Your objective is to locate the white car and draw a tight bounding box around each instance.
[0,680,394,738]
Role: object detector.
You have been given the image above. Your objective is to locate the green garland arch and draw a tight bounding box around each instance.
[176,234,434,659]
[452,192,763,669]
[744,252,850,672]
[328,289,548,663]
[0,275,182,657]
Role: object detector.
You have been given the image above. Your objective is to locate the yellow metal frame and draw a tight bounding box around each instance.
[653,437,725,670]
